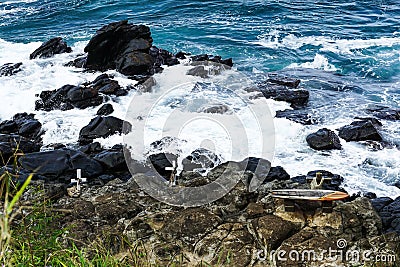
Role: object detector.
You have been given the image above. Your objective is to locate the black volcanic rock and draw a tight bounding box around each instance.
[19,149,103,180]
[35,84,104,111]
[306,128,342,150]
[372,197,400,235]
[97,103,114,116]
[93,149,127,171]
[84,21,152,73]
[266,74,301,88]
[30,37,72,59]
[78,116,132,144]
[366,105,400,121]
[275,109,317,125]
[191,54,233,67]
[264,166,290,182]
[148,153,178,179]
[0,113,43,141]
[258,82,309,108]
[338,119,382,142]
[0,62,22,76]
[0,134,41,160]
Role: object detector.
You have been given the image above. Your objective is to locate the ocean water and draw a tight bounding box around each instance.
[0,0,399,197]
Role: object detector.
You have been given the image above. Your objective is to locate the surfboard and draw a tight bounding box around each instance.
[271,189,349,201]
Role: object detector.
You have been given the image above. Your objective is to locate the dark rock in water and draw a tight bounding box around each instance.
[175,51,188,59]
[374,196,400,235]
[79,142,103,155]
[65,56,87,68]
[191,54,233,67]
[0,134,41,160]
[84,20,179,76]
[275,109,317,125]
[395,182,400,189]
[264,166,290,182]
[371,197,393,212]
[266,74,301,88]
[338,119,382,142]
[259,83,309,108]
[0,113,43,141]
[36,74,127,111]
[148,153,178,178]
[78,116,132,144]
[116,52,154,76]
[85,20,152,73]
[182,148,221,173]
[35,84,104,111]
[19,148,103,180]
[187,66,208,78]
[366,105,400,121]
[93,149,127,171]
[306,128,342,150]
[97,103,114,116]
[0,62,22,76]
[30,37,72,59]
[364,192,377,199]
[149,46,179,69]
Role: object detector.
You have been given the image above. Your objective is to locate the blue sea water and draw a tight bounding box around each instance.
[0,0,399,196]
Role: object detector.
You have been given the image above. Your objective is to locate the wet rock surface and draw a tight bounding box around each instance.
[0,62,23,76]
[30,37,72,59]
[338,118,382,142]
[306,128,342,150]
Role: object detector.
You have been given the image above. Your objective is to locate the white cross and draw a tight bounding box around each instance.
[165,160,177,186]
[71,169,87,193]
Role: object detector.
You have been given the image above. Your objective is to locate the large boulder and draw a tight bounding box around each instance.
[85,21,152,72]
[84,20,179,76]
[0,62,22,76]
[306,128,342,150]
[35,84,103,111]
[0,134,41,160]
[30,37,72,59]
[78,116,132,144]
[19,148,104,180]
[338,118,382,142]
[258,81,309,108]
[0,113,43,141]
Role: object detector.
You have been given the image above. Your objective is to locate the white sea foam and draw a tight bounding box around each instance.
[287,54,338,72]
[0,39,399,198]
[254,33,400,55]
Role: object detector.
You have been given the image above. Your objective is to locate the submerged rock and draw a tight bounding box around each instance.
[338,118,382,142]
[366,105,400,121]
[258,82,309,108]
[30,37,72,59]
[0,62,22,76]
[306,128,342,150]
[275,109,318,125]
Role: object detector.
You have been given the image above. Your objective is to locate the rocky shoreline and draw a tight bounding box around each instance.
[1,20,399,266]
